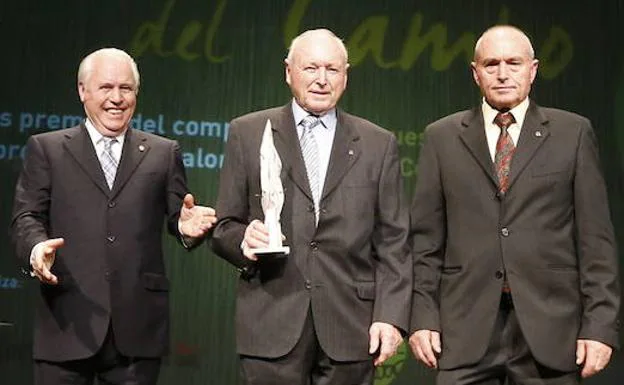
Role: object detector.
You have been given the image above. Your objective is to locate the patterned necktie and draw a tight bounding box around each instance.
[494,112,516,194]
[299,115,322,221]
[100,137,118,190]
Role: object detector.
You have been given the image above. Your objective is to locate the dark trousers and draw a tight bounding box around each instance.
[34,325,161,385]
[240,309,374,385]
[437,293,580,385]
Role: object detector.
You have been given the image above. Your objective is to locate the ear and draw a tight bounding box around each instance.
[78,82,86,103]
[343,63,350,89]
[470,62,480,87]
[529,59,539,84]
[284,59,292,86]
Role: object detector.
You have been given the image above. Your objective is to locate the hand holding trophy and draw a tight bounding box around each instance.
[250,119,290,256]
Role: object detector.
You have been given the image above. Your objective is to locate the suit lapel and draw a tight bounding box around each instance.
[110,128,149,198]
[270,105,314,202]
[459,108,498,188]
[321,110,360,200]
[63,124,110,195]
[507,103,549,190]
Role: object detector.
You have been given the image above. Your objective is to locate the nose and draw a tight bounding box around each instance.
[109,87,123,103]
[316,68,327,86]
[497,63,509,81]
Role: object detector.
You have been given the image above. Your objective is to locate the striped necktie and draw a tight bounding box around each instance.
[100,137,118,190]
[299,115,322,221]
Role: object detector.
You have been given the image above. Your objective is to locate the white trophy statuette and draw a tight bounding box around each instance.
[251,119,290,256]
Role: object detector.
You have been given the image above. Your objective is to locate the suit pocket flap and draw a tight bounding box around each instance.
[142,273,170,291]
[355,281,375,300]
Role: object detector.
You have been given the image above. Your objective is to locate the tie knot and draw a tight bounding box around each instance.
[494,112,516,131]
[102,136,117,149]
[300,115,321,131]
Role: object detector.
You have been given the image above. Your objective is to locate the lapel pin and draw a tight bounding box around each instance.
[138,145,146,152]
[534,131,542,137]
[348,149,354,156]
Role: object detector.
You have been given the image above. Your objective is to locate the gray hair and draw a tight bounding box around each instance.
[77,48,140,93]
[286,29,349,64]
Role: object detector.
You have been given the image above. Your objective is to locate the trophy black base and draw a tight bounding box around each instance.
[252,246,290,257]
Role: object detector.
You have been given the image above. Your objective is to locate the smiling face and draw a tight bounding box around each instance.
[471,26,539,110]
[78,51,138,136]
[285,30,349,115]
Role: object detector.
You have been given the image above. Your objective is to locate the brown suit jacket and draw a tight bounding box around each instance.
[410,102,620,371]
[212,104,412,361]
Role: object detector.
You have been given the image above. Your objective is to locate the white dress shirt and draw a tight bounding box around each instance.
[482,97,530,162]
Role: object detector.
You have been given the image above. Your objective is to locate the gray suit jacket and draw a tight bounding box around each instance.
[11,124,189,361]
[410,102,620,371]
[212,104,412,361]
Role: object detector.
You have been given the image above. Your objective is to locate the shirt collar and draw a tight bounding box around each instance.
[481,97,530,130]
[84,118,126,147]
[291,99,336,129]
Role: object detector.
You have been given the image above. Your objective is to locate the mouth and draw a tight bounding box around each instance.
[309,90,330,97]
[493,86,515,92]
[105,108,125,116]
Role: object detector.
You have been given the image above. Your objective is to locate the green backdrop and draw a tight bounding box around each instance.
[1,1,623,384]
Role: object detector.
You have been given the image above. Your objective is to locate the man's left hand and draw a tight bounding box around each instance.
[369,322,402,366]
[576,339,613,378]
[179,193,217,238]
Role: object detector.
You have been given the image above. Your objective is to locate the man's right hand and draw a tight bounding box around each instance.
[409,329,442,369]
[31,238,65,285]
[242,220,269,261]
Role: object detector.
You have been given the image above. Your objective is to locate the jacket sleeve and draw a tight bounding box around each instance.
[573,119,620,348]
[211,119,255,271]
[10,136,51,273]
[409,126,446,333]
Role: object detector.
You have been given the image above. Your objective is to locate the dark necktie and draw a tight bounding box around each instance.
[494,112,516,294]
[494,111,516,194]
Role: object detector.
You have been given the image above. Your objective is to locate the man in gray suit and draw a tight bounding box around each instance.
[212,29,412,385]
[11,48,217,385]
[408,25,620,384]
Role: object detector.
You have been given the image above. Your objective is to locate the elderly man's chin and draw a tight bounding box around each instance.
[305,98,335,115]
[487,95,520,110]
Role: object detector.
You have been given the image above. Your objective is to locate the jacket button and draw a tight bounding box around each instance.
[495,270,504,279]
[501,227,509,237]
[108,201,116,208]
[305,280,312,290]
[310,241,318,250]
[107,236,116,243]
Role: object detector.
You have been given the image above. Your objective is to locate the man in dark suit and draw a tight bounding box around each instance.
[10,48,217,385]
[408,25,620,384]
[211,29,412,385]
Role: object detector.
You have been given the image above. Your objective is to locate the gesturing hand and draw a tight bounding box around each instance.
[179,193,217,238]
[31,238,65,285]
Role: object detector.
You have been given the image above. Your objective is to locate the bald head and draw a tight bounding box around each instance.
[474,25,535,62]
